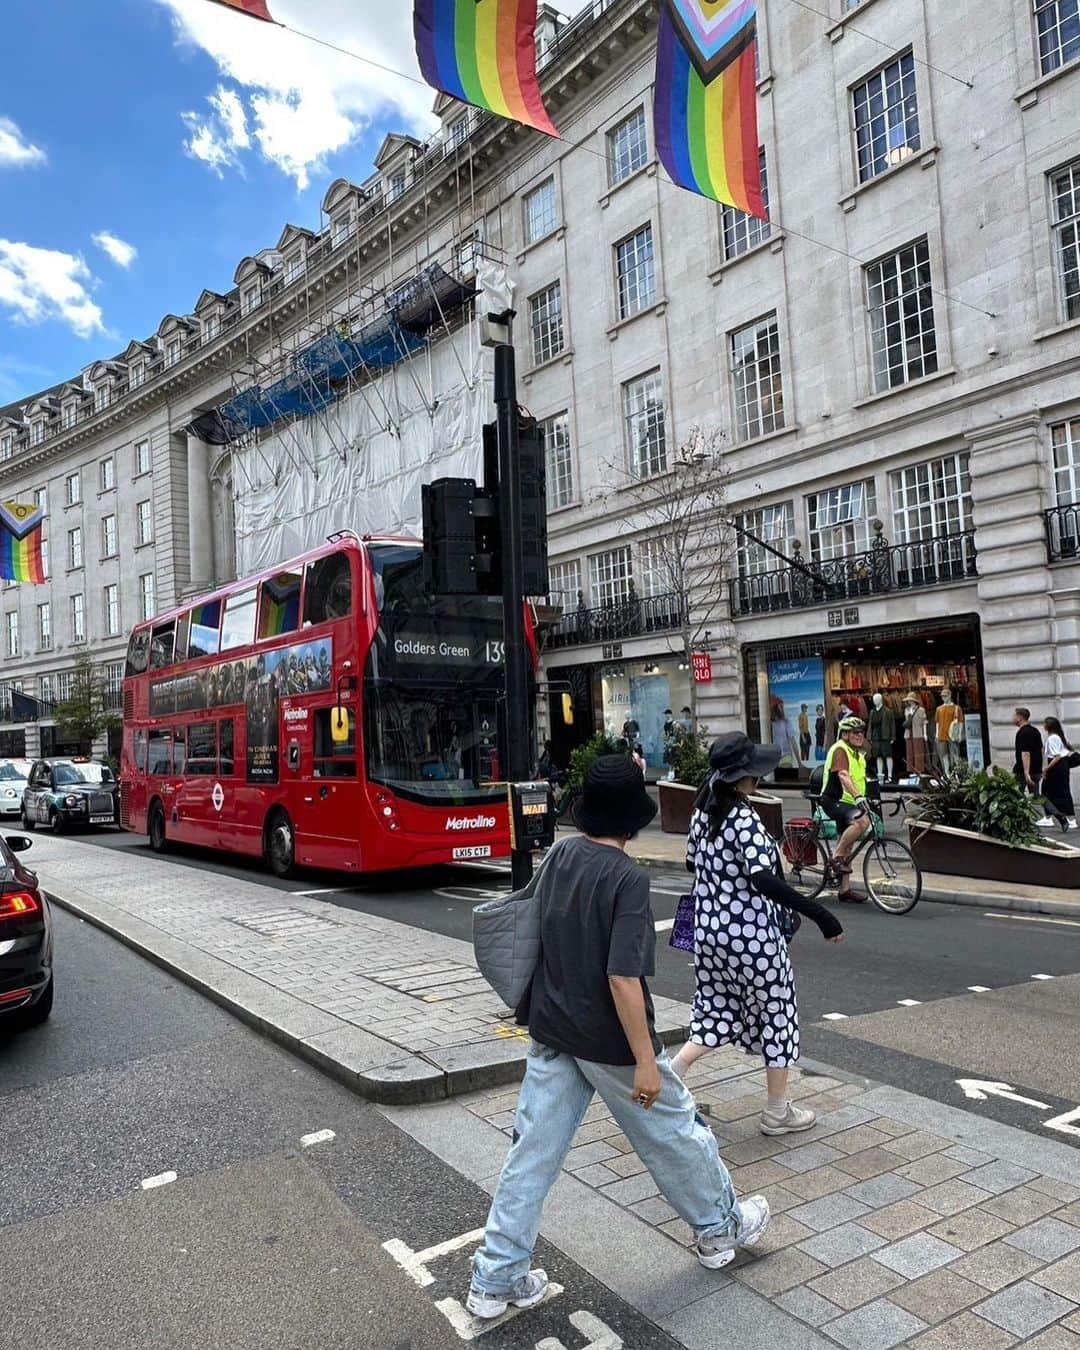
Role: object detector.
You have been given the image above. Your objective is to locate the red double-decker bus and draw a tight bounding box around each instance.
[120,533,510,875]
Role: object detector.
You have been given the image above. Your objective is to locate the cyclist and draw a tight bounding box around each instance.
[820,715,873,903]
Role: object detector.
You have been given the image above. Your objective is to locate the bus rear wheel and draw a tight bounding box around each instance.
[265,810,295,879]
[148,802,168,853]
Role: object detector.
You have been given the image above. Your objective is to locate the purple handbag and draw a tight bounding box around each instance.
[669,894,695,952]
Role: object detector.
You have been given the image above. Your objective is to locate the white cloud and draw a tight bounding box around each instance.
[0,116,46,168]
[163,0,437,190]
[92,231,138,269]
[0,240,105,338]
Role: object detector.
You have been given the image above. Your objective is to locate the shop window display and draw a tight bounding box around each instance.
[598,657,692,778]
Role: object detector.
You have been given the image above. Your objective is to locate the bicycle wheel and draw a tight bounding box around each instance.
[863,838,921,914]
[781,828,829,899]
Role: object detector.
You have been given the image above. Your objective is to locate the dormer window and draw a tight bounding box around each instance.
[447,116,468,149]
[62,402,77,429]
[0,433,12,461]
[129,362,146,388]
[285,252,305,284]
[331,213,354,248]
[94,384,110,412]
[243,284,262,314]
[30,419,45,446]
[165,337,182,367]
[203,314,220,341]
[387,171,406,203]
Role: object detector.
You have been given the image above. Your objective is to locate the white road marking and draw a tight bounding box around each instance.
[983,913,1080,929]
[433,1285,565,1341]
[651,887,688,898]
[956,1079,1050,1108]
[1044,1105,1080,1139]
[1032,973,1055,980]
[382,1228,486,1288]
[968,986,991,993]
[568,1310,624,1349]
[654,919,675,933]
[293,887,348,897]
[141,1171,178,1190]
[822,1012,848,1021]
[897,999,922,1007]
[300,1129,336,1148]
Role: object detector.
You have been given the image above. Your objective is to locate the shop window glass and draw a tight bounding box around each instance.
[314,708,356,778]
[220,719,235,776]
[187,722,217,776]
[221,588,258,651]
[147,729,172,776]
[304,552,352,625]
[258,571,302,640]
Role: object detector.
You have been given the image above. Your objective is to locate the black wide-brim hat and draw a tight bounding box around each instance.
[709,731,782,783]
[573,754,658,837]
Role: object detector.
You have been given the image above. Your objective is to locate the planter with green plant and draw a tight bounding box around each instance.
[658,727,709,834]
[908,765,1080,888]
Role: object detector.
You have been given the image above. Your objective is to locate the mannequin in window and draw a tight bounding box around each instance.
[903,693,927,775]
[936,689,964,771]
[869,692,895,783]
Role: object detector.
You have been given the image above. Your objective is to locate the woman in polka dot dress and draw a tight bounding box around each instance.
[671,733,844,1136]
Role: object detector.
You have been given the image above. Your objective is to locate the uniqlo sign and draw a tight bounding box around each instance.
[691,652,713,684]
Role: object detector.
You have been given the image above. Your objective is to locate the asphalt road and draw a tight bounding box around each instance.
[65,827,1080,1146]
[0,908,687,1350]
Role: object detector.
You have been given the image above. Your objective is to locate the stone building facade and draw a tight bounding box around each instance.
[1,0,1078,777]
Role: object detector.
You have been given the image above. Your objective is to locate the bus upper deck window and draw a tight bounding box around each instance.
[259,571,302,640]
[189,600,222,658]
[150,622,175,670]
[126,630,150,677]
[221,588,258,650]
[304,553,351,627]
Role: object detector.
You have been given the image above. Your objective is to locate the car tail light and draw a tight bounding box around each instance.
[0,890,41,920]
[0,987,33,1006]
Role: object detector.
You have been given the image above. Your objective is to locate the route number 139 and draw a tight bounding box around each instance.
[485,640,506,665]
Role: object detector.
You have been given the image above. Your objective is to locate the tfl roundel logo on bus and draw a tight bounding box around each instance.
[212,783,225,812]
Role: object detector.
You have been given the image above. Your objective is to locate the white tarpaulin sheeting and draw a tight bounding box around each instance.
[232,312,489,576]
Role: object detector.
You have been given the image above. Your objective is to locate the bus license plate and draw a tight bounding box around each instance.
[453,845,492,860]
[90,815,114,825]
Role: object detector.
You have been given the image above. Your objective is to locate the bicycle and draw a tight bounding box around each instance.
[781,796,922,915]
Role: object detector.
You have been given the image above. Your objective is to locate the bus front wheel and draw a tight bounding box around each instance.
[148,802,168,853]
[264,810,295,879]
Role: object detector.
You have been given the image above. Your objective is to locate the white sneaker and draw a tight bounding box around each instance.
[760,1101,817,1136]
[466,1269,549,1320]
[1035,816,1056,827]
[696,1195,771,1269]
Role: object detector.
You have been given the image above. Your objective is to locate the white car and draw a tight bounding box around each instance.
[0,759,31,819]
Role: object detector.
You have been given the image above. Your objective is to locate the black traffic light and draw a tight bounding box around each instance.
[422,418,548,598]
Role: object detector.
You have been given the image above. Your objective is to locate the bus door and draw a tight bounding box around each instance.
[173,721,219,847]
[290,703,361,869]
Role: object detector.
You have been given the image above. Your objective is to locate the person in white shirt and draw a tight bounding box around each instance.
[1039,717,1077,831]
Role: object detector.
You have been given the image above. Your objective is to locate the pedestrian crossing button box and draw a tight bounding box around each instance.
[508,781,555,851]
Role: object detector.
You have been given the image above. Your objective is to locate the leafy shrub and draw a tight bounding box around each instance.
[910,764,1042,847]
[567,731,623,788]
[666,726,711,789]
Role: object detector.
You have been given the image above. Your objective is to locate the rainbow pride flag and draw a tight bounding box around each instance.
[208,0,274,21]
[654,0,765,218]
[413,0,558,138]
[0,523,45,584]
[260,577,300,637]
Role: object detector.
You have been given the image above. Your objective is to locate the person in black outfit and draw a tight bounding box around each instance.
[1013,707,1043,795]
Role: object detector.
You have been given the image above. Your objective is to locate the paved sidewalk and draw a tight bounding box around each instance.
[391,1050,1080,1350]
[22,832,689,1104]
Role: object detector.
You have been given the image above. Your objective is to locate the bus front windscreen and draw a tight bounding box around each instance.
[364,544,504,804]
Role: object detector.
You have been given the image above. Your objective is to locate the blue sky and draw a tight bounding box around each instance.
[0,0,588,406]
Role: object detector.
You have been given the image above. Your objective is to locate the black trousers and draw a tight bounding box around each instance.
[1042,763,1075,821]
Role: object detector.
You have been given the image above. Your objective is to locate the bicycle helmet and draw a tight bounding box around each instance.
[838,715,866,733]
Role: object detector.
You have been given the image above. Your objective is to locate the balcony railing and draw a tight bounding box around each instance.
[729,529,978,618]
[544,589,683,651]
[1046,504,1080,563]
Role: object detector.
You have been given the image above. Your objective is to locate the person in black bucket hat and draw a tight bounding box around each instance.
[467,754,770,1319]
[669,733,844,1138]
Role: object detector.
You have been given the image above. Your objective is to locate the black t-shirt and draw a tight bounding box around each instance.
[1015,724,1043,778]
[522,837,660,1067]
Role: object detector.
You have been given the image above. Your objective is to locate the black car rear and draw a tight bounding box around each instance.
[0,834,53,1029]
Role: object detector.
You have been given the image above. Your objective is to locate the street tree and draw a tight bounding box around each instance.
[601,425,734,735]
[54,655,120,755]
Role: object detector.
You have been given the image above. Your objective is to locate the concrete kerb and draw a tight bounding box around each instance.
[44,880,692,1106]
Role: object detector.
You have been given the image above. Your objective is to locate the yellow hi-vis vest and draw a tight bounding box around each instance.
[824,739,867,805]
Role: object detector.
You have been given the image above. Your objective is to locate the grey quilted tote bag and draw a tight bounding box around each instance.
[472,841,566,1008]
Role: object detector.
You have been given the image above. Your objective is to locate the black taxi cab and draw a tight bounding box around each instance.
[21,758,119,833]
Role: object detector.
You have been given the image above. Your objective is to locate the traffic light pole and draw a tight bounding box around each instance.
[493,339,535,890]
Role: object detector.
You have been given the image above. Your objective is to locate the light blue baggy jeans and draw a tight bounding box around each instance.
[471,1043,739,1297]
